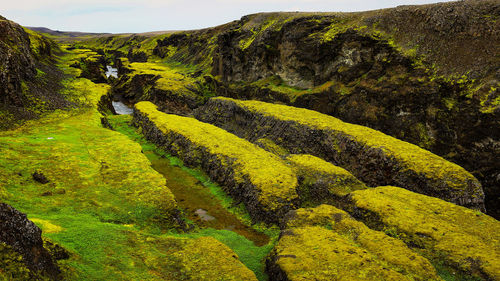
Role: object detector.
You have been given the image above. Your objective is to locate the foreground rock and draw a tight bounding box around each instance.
[194,97,485,211]
[267,205,441,281]
[346,186,500,280]
[0,203,61,279]
[133,101,299,223]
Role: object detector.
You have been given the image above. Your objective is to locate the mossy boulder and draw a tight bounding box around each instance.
[194,97,485,211]
[346,186,500,280]
[0,203,61,279]
[133,101,299,223]
[168,236,258,280]
[267,204,441,281]
[285,154,367,205]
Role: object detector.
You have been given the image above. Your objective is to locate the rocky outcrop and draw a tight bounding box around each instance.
[133,101,299,223]
[111,62,207,115]
[0,203,61,279]
[0,18,36,108]
[0,16,69,129]
[195,97,485,211]
[345,186,500,281]
[266,205,441,281]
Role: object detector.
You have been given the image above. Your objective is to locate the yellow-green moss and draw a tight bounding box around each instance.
[255,138,289,156]
[170,236,258,280]
[349,186,500,280]
[213,97,482,200]
[271,223,441,280]
[278,205,441,280]
[135,101,298,214]
[286,154,367,199]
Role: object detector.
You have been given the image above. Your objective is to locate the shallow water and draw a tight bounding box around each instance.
[112,101,134,115]
[105,65,118,78]
[148,154,270,246]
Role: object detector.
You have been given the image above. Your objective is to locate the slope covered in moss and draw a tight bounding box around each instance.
[195,97,484,210]
[346,186,500,280]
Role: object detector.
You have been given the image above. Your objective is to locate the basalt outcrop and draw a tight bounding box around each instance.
[345,186,500,280]
[267,205,441,281]
[0,203,62,280]
[194,97,485,211]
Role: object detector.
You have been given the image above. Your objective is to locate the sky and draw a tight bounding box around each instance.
[2,0,456,33]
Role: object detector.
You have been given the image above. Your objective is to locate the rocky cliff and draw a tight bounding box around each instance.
[0,16,70,129]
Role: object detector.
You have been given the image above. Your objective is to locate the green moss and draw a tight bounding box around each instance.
[286,154,367,203]
[167,236,258,280]
[348,186,500,280]
[135,101,299,216]
[277,205,441,281]
[271,220,440,280]
[106,114,279,280]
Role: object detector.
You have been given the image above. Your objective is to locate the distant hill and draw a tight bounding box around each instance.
[26,26,110,38]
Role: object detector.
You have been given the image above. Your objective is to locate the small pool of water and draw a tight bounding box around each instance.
[112,101,134,115]
[105,65,118,78]
[148,154,270,246]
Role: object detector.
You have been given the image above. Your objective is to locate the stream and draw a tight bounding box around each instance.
[146,152,270,246]
[105,65,118,78]
[112,101,134,115]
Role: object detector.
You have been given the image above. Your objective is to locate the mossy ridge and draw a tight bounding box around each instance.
[269,204,442,281]
[347,186,500,280]
[268,224,441,280]
[200,97,484,210]
[134,101,299,223]
[285,154,367,205]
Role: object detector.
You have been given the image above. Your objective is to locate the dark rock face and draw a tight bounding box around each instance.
[0,19,37,108]
[0,203,61,279]
[0,16,69,130]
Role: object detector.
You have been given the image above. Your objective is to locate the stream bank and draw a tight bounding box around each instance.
[105,114,277,280]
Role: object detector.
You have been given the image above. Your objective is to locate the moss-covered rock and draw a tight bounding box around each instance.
[112,62,206,115]
[346,186,500,280]
[133,101,299,223]
[0,203,61,280]
[285,154,366,205]
[194,97,485,211]
[168,236,258,280]
[267,205,441,281]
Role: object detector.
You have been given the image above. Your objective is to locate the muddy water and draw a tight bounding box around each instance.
[147,153,270,246]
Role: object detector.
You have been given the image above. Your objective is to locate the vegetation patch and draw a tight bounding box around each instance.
[268,205,440,281]
[347,186,500,280]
